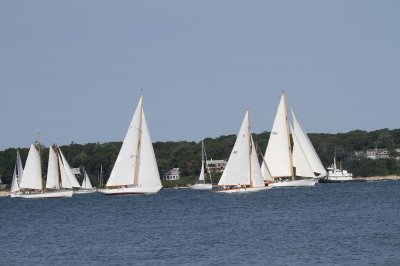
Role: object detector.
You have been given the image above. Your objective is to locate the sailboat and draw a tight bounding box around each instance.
[14,144,73,198]
[100,96,162,195]
[189,141,213,190]
[75,168,96,194]
[98,164,104,189]
[261,91,324,187]
[217,111,271,193]
[10,150,24,197]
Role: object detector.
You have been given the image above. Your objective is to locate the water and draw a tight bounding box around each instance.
[1,181,400,266]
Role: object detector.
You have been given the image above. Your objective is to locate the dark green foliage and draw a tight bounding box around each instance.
[1,128,400,185]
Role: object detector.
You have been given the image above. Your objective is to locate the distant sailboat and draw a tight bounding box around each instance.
[189,141,213,190]
[100,95,162,195]
[14,144,73,198]
[217,111,271,193]
[10,150,24,197]
[75,168,96,194]
[262,92,322,187]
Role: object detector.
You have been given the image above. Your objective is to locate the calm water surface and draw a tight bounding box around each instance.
[1,181,399,266]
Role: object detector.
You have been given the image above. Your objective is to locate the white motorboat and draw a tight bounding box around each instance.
[320,157,353,183]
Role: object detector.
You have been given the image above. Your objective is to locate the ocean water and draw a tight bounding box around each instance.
[1,181,400,266]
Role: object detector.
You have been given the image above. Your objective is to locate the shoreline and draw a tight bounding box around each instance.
[355,176,400,181]
[0,191,10,197]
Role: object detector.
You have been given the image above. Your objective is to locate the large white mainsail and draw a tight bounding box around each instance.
[19,144,42,190]
[218,111,264,187]
[106,97,142,187]
[219,111,251,186]
[291,124,315,178]
[291,109,327,177]
[262,93,293,178]
[103,96,162,194]
[59,148,80,188]
[46,146,60,189]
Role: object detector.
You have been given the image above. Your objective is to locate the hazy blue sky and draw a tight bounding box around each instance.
[0,1,399,149]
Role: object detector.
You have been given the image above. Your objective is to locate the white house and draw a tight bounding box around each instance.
[163,168,181,181]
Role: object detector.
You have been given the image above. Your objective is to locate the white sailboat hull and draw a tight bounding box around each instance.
[189,184,213,190]
[74,189,96,194]
[270,179,317,187]
[216,186,272,193]
[15,190,73,199]
[99,186,162,195]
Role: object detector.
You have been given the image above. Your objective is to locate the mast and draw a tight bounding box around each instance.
[201,141,204,170]
[100,164,103,188]
[248,110,253,187]
[133,95,143,186]
[203,142,212,184]
[282,91,295,181]
[35,131,44,191]
[81,166,86,188]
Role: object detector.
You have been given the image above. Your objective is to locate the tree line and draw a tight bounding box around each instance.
[1,128,400,186]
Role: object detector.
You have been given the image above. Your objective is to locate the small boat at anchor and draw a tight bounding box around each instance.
[189,141,213,190]
[75,168,96,194]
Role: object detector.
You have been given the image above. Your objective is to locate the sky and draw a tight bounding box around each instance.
[0,0,399,149]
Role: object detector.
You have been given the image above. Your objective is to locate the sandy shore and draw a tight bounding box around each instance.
[0,191,10,197]
[355,176,400,181]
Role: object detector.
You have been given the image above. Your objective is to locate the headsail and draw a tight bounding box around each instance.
[291,124,315,178]
[58,154,73,189]
[136,110,162,188]
[291,109,327,177]
[19,144,42,190]
[59,148,80,188]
